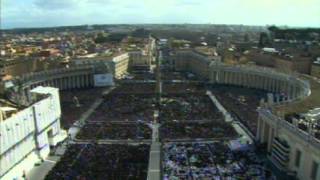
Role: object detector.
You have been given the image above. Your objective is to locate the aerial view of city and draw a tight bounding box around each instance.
[0,0,320,180]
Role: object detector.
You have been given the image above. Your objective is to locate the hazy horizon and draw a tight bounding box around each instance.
[2,22,320,31]
[2,0,320,29]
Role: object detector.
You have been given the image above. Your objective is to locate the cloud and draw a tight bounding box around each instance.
[86,0,113,4]
[2,0,320,29]
[175,0,202,6]
[34,0,79,10]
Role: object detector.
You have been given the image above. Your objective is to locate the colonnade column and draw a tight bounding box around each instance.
[256,116,262,142]
[267,127,274,152]
[260,118,265,144]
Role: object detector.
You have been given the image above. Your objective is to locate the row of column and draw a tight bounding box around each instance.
[25,74,94,92]
[256,115,275,152]
[210,70,301,100]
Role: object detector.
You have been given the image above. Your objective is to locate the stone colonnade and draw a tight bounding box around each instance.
[16,66,96,101]
[208,65,309,102]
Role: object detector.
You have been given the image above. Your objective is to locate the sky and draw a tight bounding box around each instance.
[1,0,320,29]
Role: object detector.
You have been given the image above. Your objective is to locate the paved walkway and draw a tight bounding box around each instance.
[207,90,232,122]
[26,156,60,180]
[148,51,162,180]
[152,123,160,142]
[147,122,161,180]
[73,139,152,144]
[207,90,253,143]
[147,142,161,180]
[67,99,104,139]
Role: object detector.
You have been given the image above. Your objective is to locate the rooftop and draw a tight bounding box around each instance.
[73,51,128,62]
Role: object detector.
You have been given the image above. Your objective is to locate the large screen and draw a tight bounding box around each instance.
[94,74,114,87]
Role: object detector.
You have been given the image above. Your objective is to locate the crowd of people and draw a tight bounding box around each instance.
[113,83,156,94]
[51,78,270,180]
[161,70,199,81]
[162,83,206,95]
[160,95,223,122]
[130,70,155,80]
[45,144,150,180]
[76,122,152,140]
[161,70,187,81]
[160,121,238,140]
[89,94,156,122]
[48,84,156,179]
[163,142,268,180]
[211,86,267,135]
[60,88,105,129]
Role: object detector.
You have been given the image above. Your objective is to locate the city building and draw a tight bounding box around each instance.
[274,56,312,74]
[245,49,313,74]
[173,50,221,79]
[0,86,67,180]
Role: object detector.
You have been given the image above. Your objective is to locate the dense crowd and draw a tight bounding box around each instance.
[76,122,152,140]
[112,83,156,94]
[51,81,270,180]
[130,71,155,80]
[161,70,187,81]
[160,121,238,140]
[89,94,156,122]
[163,142,268,180]
[161,70,199,81]
[211,86,267,135]
[160,95,223,121]
[162,83,206,95]
[60,88,105,129]
[45,144,150,180]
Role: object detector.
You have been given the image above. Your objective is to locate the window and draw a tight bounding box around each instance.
[311,161,319,180]
[295,150,301,167]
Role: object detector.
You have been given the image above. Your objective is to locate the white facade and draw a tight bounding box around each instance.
[257,109,320,180]
[0,86,67,180]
